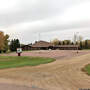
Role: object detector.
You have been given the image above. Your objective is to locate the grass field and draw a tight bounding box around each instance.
[0,56,55,69]
[83,64,90,75]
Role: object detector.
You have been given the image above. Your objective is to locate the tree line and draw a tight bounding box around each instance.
[0,31,90,53]
[51,38,90,49]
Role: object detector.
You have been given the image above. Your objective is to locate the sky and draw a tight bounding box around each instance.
[0,0,90,44]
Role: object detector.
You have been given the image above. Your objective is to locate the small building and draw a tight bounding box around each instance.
[31,41,53,50]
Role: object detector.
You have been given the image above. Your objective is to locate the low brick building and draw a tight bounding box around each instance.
[21,41,79,51]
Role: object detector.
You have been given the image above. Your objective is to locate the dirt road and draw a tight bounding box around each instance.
[0,50,90,90]
[0,83,44,90]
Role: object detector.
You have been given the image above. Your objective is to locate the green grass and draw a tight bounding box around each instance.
[82,64,90,75]
[0,56,55,69]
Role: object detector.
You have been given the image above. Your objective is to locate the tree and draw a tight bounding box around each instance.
[73,34,77,44]
[3,34,9,52]
[58,41,61,45]
[76,41,78,45]
[63,40,71,45]
[9,40,14,51]
[0,32,5,51]
[0,31,9,53]
[10,39,20,51]
[16,39,20,48]
[78,35,83,42]
[51,38,60,45]
[80,41,83,49]
[85,40,88,49]
[73,33,83,44]
[71,42,74,45]
[62,41,65,45]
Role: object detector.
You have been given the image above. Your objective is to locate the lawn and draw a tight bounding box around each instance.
[83,64,90,75]
[0,56,55,69]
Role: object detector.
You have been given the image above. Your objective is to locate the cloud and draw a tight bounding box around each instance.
[0,0,90,43]
[0,0,83,27]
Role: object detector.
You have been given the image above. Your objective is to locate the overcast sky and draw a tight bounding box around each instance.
[0,0,90,44]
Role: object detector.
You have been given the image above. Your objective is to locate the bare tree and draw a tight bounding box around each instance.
[73,34,77,44]
[78,35,83,42]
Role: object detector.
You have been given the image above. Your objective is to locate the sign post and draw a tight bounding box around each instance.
[17,48,22,56]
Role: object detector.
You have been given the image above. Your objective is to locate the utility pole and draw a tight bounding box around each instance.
[38,33,40,41]
[73,32,79,53]
[76,32,79,53]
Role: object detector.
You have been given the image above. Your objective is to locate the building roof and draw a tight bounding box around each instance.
[32,41,53,47]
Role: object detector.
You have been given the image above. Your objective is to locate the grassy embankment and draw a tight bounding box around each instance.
[0,56,55,69]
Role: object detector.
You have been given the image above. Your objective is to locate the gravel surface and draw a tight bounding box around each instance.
[2,50,90,60]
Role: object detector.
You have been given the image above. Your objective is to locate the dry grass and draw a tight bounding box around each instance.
[0,50,90,90]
